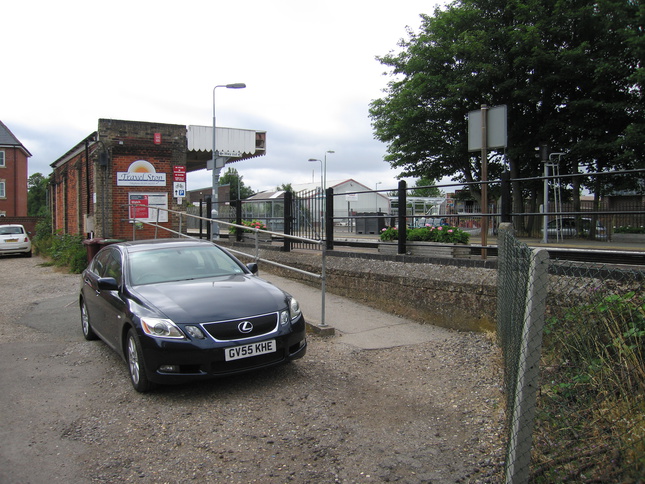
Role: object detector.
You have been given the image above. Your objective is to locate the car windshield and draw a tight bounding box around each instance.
[128,246,245,285]
[0,226,24,235]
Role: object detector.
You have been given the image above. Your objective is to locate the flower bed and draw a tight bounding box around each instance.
[378,225,471,258]
[380,225,470,244]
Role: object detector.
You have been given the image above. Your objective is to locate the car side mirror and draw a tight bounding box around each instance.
[246,262,259,274]
[97,277,119,291]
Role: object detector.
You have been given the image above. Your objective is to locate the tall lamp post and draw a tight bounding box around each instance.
[211,82,246,239]
[308,150,334,234]
[375,182,382,212]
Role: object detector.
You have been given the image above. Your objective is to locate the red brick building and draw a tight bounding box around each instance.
[50,119,265,240]
[0,120,31,217]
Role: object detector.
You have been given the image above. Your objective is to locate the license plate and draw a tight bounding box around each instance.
[5,239,18,243]
[225,340,276,361]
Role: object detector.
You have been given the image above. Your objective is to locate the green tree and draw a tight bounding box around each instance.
[370,0,642,232]
[27,173,49,217]
[276,183,293,192]
[219,168,254,200]
[410,177,442,197]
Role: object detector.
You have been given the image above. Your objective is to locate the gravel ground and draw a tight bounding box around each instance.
[0,255,506,483]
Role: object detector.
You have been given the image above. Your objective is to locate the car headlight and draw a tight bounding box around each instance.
[140,318,185,339]
[289,297,301,321]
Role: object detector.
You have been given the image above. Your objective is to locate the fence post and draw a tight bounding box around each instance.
[501,171,512,224]
[198,198,204,239]
[325,187,334,250]
[504,247,549,484]
[206,197,212,240]
[235,199,243,242]
[397,180,407,254]
[283,190,292,252]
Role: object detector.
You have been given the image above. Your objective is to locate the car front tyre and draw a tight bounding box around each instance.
[126,329,154,393]
[81,299,98,341]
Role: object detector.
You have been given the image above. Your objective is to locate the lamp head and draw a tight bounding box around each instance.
[226,83,246,89]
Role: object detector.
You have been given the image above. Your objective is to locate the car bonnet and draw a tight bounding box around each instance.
[130,274,290,324]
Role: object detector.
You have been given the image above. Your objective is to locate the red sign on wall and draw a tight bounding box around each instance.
[154,133,162,144]
[173,166,186,182]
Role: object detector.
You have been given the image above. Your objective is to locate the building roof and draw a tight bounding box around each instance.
[0,120,32,156]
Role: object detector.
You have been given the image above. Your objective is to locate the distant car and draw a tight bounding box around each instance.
[0,224,32,257]
[413,217,448,228]
[80,238,307,392]
[545,217,607,240]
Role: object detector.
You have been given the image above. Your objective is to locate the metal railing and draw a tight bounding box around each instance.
[125,204,329,327]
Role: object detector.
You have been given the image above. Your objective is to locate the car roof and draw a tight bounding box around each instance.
[113,238,217,253]
[0,224,25,228]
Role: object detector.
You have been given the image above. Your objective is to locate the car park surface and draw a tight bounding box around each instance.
[2,253,504,483]
[80,238,306,392]
[0,224,32,257]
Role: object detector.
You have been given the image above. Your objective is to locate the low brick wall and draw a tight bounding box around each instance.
[221,241,498,333]
[0,216,43,235]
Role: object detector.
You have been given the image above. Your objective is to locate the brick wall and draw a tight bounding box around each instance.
[0,216,43,235]
[51,119,187,240]
[98,119,187,240]
[0,147,29,217]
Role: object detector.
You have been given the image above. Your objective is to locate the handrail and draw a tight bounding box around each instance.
[124,204,328,327]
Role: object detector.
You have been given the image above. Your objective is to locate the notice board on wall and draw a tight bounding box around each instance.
[128,193,169,223]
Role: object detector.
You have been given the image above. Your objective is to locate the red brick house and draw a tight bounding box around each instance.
[0,120,31,217]
[50,119,266,240]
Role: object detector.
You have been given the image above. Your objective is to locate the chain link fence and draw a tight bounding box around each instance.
[497,225,645,482]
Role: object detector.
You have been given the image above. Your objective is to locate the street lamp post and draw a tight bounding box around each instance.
[375,182,382,212]
[308,158,323,195]
[309,150,334,235]
[211,82,246,239]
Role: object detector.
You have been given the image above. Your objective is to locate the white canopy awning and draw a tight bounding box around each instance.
[187,125,262,157]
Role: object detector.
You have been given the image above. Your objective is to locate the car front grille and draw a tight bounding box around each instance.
[202,312,279,341]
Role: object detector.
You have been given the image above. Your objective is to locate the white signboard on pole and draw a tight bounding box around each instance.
[468,105,508,151]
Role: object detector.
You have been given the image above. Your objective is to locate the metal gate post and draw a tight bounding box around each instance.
[235,198,243,242]
[325,187,334,250]
[397,180,407,254]
[206,197,212,240]
[283,190,292,252]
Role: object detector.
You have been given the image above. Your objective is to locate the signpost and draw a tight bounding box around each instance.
[468,104,507,258]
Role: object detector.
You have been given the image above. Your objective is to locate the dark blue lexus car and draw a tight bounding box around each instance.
[80,238,307,392]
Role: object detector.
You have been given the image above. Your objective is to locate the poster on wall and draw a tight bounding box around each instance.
[128,193,169,223]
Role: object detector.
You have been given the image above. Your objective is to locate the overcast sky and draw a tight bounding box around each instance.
[3,0,445,194]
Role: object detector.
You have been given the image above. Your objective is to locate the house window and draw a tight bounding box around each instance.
[0,181,5,198]
[0,151,5,167]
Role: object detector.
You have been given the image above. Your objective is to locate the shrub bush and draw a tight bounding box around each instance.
[32,217,87,273]
[380,225,470,244]
[229,220,268,233]
[614,225,645,234]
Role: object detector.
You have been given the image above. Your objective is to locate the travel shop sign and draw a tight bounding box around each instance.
[117,160,166,186]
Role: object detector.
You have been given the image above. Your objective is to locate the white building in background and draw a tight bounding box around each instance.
[291,179,391,222]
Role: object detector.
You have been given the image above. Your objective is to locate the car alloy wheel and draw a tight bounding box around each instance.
[81,300,97,341]
[126,329,153,392]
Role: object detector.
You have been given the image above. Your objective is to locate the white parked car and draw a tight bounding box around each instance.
[0,224,32,257]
